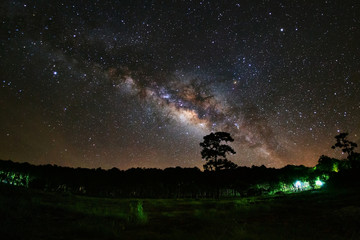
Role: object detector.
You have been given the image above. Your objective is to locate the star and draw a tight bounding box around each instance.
[0,0,359,169]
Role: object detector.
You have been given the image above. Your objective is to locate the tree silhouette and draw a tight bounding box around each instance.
[316,155,341,172]
[200,132,237,171]
[331,132,358,157]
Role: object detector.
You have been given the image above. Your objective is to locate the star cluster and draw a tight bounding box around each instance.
[1,0,359,169]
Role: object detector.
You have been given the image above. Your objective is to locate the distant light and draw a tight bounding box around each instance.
[332,163,339,172]
[315,180,323,187]
[280,28,284,32]
[53,71,58,75]
[295,181,301,188]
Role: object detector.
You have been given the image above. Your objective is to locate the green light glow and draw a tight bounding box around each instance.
[332,163,339,172]
[136,201,146,222]
[0,171,30,187]
[315,180,323,187]
[129,201,147,223]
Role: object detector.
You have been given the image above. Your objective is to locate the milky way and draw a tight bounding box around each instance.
[108,67,282,163]
[1,1,360,169]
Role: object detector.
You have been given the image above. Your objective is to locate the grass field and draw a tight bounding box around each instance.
[1,184,360,240]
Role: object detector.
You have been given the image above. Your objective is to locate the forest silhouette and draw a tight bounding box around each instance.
[0,132,359,198]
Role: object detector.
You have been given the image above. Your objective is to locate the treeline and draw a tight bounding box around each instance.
[0,159,346,198]
[2,132,359,198]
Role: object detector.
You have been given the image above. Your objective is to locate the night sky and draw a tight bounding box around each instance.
[1,0,359,170]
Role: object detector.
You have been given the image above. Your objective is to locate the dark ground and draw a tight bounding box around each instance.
[1,184,360,240]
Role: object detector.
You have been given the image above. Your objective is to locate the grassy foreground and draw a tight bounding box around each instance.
[1,184,360,240]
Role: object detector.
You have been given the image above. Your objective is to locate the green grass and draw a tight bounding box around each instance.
[1,184,360,240]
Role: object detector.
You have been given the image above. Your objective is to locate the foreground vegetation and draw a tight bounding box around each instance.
[1,183,360,240]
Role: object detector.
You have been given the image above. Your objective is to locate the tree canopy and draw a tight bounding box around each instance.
[331,132,358,157]
[199,132,237,171]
